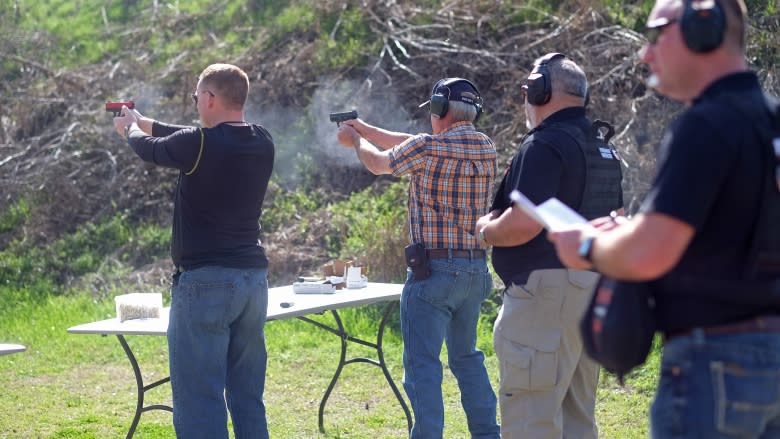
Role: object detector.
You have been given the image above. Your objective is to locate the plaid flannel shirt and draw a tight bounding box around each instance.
[389,121,497,249]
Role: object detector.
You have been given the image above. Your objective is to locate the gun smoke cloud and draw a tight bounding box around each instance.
[112,76,429,192]
[245,77,427,189]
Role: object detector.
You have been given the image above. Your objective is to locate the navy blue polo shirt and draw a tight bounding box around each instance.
[640,72,776,331]
[491,107,590,286]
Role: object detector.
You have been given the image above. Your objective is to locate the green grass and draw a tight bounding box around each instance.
[0,290,655,438]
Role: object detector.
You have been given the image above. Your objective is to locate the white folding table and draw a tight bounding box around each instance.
[68,282,411,438]
[0,343,26,356]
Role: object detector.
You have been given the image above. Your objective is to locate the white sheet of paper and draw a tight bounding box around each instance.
[509,190,594,232]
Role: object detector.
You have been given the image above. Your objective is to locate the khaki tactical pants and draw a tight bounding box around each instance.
[493,269,600,439]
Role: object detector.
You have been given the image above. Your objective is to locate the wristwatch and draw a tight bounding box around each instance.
[479,227,488,246]
[577,236,596,263]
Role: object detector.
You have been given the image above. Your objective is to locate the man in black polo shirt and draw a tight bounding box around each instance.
[476,54,623,438]
[112,63,274,439]
[550,0,780,436]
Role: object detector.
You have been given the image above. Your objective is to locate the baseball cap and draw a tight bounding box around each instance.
[418,78,482,109]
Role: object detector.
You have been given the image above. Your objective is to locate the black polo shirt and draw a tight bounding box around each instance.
[491,107,590,286]
[128,121,274,270]
[640,72,775,332]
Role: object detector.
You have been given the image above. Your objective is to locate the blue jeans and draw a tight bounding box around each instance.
[168,266,269,439]
[401,254,500,439]
[651,329,780,439]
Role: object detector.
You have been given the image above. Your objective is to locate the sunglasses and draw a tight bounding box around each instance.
[646,18,678,45]
[191,90,215,105]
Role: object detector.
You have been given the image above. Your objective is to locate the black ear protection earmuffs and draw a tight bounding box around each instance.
[525,52,566,106]
[680,0,726,53]
[429,78,484,122]
[428,87,450,118]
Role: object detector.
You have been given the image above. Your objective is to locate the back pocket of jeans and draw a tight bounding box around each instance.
[192,281,235,330]
[711,361,780,437]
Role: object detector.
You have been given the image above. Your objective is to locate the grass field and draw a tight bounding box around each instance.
[0,291,658,438]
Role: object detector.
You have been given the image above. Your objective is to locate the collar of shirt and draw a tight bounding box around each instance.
[523,106,586,139]
[539,106,586,127]
[693,71,759,105]
[439,120,475,135]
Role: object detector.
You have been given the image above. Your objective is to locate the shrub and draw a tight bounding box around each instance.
[329,181,408,283]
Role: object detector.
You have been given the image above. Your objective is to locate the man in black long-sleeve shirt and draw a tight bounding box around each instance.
[112,63,274,439]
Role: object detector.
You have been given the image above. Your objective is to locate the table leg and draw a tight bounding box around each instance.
[374,301,413,432]
[297,301,412,433]
[116,335,173,439]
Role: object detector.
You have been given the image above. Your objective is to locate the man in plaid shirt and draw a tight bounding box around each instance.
[337,78,500,439]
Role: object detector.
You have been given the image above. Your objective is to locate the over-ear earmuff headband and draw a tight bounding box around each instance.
[680,0,725,53]
[427,78,483,121]
[525,52,566,106]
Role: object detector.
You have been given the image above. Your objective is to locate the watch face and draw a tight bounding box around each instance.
[578,237,594,261]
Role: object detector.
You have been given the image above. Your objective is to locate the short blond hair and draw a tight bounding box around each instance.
[198,64,249,111]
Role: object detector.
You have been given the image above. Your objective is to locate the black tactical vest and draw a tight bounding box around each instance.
[549,120,624,220]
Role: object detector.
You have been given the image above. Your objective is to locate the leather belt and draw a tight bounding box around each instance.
[427,249,486,259]
[666,315,780,340]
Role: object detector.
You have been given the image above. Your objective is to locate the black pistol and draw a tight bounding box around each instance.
[329,110,358,127]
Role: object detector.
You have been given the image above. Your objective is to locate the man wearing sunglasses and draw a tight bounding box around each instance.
[475,53,623,438]
[112,63,275,439]
[336,78,500,439]
[549,0,780,437]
